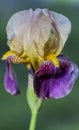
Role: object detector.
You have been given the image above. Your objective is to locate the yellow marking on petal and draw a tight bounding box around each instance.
[26,63,31,70]
[2,50,16,60]
[33,56,43,70]
[2,50,31,65]
[45,53,59,67]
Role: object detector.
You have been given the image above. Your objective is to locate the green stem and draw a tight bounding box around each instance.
[27,74,42,130]
[29,112,38,130]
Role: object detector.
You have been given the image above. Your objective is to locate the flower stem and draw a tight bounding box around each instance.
[27,74,42,130]
[29,112,38,130]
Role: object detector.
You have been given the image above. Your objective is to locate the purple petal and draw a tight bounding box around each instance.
[36,60,56,77]
[34,56,78,99]
[4,59,20,95]
[34,60,56,98]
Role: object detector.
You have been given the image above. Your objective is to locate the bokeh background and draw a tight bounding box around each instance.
[0,0,79,130]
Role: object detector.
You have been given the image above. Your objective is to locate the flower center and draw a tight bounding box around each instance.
[32,53,59,70]
[2,50,59,71]
[44,53,59,67]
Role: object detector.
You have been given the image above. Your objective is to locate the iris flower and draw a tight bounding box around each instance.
[2,8,78,99]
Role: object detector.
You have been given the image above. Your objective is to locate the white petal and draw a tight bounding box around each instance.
[50,11,71,47]
[6,9,33,40]
[6,8,71,60]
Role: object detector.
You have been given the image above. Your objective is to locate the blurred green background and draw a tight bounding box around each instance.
[0,0,79,130]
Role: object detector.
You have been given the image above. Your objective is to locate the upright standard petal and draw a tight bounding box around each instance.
[4,59,20,95]
[34,56,78,99]
[43,9,71,56]
[6,9,71,65]
[49,10,71,47]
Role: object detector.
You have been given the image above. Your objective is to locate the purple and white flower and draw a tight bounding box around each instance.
[2,8,78,99]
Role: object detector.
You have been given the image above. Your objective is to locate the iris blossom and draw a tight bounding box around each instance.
[2,8,78,99]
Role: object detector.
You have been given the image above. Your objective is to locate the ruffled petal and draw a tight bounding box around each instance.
[49,10,71,48]
[34,60,56,98]
[4,59,20,95]
[6,8,71,60]
[34,56,78,99]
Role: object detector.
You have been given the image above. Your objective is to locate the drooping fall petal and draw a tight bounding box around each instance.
[34,56,78,99]
[4,59,20,95]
